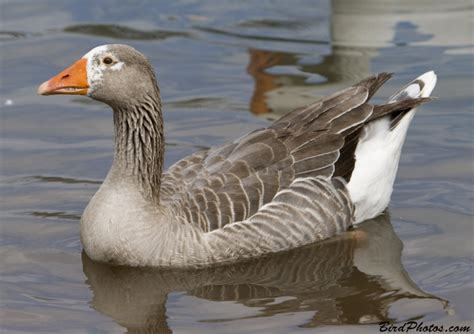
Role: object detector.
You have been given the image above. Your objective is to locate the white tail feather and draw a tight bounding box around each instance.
[347,71,437,223]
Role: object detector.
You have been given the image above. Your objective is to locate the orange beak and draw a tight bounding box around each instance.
[38,58,89,95]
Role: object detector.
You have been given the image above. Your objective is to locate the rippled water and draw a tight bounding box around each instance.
[1,0,473,333]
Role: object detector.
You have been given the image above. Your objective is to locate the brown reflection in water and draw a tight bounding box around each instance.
[82,213,447,332]
[245,45,373,116]
[247,49,296,114]
[245,0,414,116]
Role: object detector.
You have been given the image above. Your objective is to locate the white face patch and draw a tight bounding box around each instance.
[110,62,125,71]
[82,45,109,59]
[81,45,126,95]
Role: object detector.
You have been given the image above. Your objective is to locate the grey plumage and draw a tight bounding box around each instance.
[39,45,435,267]
[83,214,446,331]
[160,73,430,235]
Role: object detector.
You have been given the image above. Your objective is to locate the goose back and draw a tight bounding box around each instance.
[160,73,430,232]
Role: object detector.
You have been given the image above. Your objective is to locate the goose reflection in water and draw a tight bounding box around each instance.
[82,213,447,333]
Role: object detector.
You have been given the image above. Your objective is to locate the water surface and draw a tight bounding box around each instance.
[1,0,473,333]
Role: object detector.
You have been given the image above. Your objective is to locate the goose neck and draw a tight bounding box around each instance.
[111,93,164,201]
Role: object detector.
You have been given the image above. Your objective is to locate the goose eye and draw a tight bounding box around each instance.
[103,57,113,65]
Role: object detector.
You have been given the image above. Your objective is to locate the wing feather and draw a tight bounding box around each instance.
[206,177,354,263]
[160,72,428,232]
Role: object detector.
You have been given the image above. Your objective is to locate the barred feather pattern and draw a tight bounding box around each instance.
[204,177,354,264]
[64,43,443,269]
[159,73,431,236]
[85,67,433,267]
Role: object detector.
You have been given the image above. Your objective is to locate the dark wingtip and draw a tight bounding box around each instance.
[386,96,436,130]
[355,72,394,100]
[372,96,435,125]
[417,96,436,104]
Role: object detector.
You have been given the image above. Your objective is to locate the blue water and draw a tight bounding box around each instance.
[1,0,473,332]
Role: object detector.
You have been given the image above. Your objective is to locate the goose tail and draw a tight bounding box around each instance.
[347,71,437,223]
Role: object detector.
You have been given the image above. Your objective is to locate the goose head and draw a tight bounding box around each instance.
[38,45,165,200]
[38,44,159,108]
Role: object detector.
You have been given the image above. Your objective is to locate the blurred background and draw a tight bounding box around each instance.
[0,0,473,333]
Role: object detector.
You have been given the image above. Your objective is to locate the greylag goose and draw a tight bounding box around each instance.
[38,44,437,268]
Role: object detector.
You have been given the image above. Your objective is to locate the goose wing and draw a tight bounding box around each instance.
[160,73,430,232]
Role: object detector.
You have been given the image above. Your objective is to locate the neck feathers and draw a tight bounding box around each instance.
[112,92,164,201]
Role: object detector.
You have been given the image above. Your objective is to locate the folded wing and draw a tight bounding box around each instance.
[160,73,431,232]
